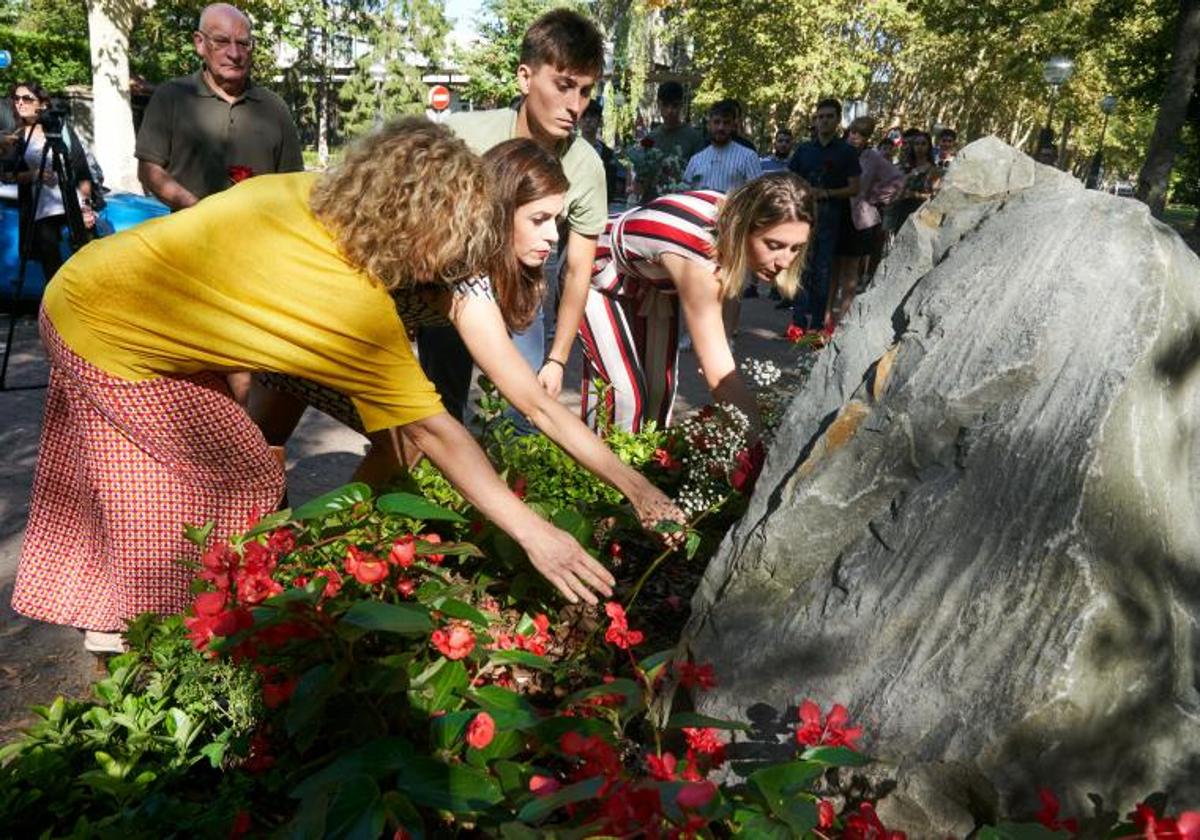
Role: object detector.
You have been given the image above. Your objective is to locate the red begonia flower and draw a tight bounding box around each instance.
[675,661,717,691]
[228,165,255,183]
[466,711,495,749]
[419,533,445,564]
[344,545,389,585]
[645,751,677,781]
[818,799,836,829]
[389,534,416,568]
[431,624,475,660]
[676,780,717,811]
[529,775,561,797]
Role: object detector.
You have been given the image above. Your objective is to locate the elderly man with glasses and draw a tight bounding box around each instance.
[135,2,302,213]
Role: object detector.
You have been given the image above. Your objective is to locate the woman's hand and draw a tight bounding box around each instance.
[537,360,564,397]
[518,518,615,605]
[630,485,688,550]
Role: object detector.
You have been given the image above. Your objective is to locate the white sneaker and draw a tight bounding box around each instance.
[83,630,126,654]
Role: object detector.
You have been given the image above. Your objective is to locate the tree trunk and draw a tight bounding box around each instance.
[87,0,144,192]
[1136,0,1200,217]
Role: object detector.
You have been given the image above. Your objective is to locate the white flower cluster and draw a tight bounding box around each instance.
[672,404,753,516]
[740,358,782,390]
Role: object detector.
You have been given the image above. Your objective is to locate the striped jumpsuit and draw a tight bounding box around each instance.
[579,190,722,433]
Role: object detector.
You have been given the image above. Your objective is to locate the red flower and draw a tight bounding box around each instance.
[786,323,806,343]
[242,731,275,774]
[312,567,343,599]
[512,475,528,499]
[194,591,228,617]
[818,799,836,829]
[396,577,417,598]
[419,533,445,565]
[236,570,283,605]
[529,775,561,797]
[184,603,253,652]
[229,809,252,838]
[1126,800,1197,839]
[676,780,717,811]
[609,541,623,558]
[262,675,298,709]
[843,802,906,840]
[599,782,663,836]
[640,136,655,149]
[200,542,240,592]
[518,613,552,655]
[675,661,717,691]
[794,699,863,750]
[682,727,726,766]
[266,527,296,556]
[645,751,677,781]
[431,624,475,660]
[466,711,495,749]
[228,164,255,183]
[603,601,644,649]
[388,534,416,568]
[1035,789,1080,835]
[730,441,765,493]
[653,448,681,471]
[344,545,389,585]
[241,541,277,577]
[560,731,621,781]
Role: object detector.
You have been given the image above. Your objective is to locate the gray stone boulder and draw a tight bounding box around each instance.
[683,137,1200,826]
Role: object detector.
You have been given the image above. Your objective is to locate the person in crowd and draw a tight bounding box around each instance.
[759,127,794,173]
[728,100,758,152]
[936,127,958,169]
[579,100,617,205]
[136,3,302,210]
[136,2,303,405]
[578,173,813,436]
[251,139,684,531]
[892,128,941,232]
[13,119,621,656]
[5,81,95,280]
[649,81,704,165]
[683,99,762,193]
[416,8,607,428]
[785,97,860,334]
[829,116,904,327]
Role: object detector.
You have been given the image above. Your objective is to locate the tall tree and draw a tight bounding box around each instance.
[1136,0,1200,216]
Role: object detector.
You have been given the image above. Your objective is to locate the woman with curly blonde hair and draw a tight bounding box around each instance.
[580,171,814,437]
[15,118,618,655]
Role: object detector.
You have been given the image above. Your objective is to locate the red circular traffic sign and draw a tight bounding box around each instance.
[428,85,451,111]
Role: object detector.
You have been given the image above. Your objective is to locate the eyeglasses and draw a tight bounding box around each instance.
[198,31,255,52]
[12,94,38,104]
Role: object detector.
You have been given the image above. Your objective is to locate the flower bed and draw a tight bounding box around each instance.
[1,365,1197,838]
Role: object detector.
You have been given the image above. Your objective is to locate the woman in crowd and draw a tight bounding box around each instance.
[5,81,95,279]
[892,129,941,233]
[828,116,904,328]
[13,118,620,654]
[250,139,685,535]
[579,172,814,436]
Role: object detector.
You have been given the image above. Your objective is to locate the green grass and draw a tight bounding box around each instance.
[1164,204,1197,232]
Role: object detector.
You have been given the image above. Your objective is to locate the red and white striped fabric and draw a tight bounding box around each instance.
[12,312,286,632]
[581,191,721,432]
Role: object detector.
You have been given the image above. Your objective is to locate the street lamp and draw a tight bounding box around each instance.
[1038,55,1074,164]
[1087,94,1118,189]
[370,61,386,128]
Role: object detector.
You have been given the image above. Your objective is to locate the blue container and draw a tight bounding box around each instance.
[1,188,169,305]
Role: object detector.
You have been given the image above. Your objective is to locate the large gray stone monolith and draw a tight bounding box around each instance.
[683,137,1200,829]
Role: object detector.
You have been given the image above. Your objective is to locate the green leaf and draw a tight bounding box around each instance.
[467,685,541,729]
[286,663,337,739]
[377,492,466,522]
[551,508,593,544]
[638,649,675,673]
[733,813,794,838]
[977,824,1073,840]
[488,649,555,672]
[183,521,215,548]
[666,711,752,732]
[653,519,684,534]
[517,776,606,823]
[341,601,433,635]
[799,745,871,767]
[243,508,294,538]
[431,597,489,627]
[199,739,227,768]
[565,678,644,715]
[394,757,503,813]
[292,482,373,522]
[325,774,387,840]
[749,761,823,833]
[685,530,702,560]
[430,710,475,750]
[466,728,523,766]
[409,658,468,714]
[291,738,415,800]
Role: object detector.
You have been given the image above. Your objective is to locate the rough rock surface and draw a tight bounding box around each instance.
[683,137,1200,825]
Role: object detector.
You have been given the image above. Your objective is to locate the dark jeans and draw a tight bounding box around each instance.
[792,202,841,329]
[30,214,67,281]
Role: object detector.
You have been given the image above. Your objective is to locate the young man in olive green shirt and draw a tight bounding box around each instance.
[417,9,607,424]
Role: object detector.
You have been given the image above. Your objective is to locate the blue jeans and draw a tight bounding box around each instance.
[506,308,545,434]
[792,203,841,329]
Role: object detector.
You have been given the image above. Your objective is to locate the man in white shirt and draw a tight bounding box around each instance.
[683,99,762,192]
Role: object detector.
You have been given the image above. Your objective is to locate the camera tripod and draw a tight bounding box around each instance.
[1,114,93,391]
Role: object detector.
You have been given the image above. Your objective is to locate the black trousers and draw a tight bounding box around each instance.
[30,214,66,280]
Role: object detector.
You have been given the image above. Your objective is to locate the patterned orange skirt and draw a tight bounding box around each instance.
[12,311,286,632]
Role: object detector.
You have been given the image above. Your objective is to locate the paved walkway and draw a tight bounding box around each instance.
[0,293,804,738]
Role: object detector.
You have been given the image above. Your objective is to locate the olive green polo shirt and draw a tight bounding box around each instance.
[650,123,705,165]
[135,70,303,202]
[443,107,607,237]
